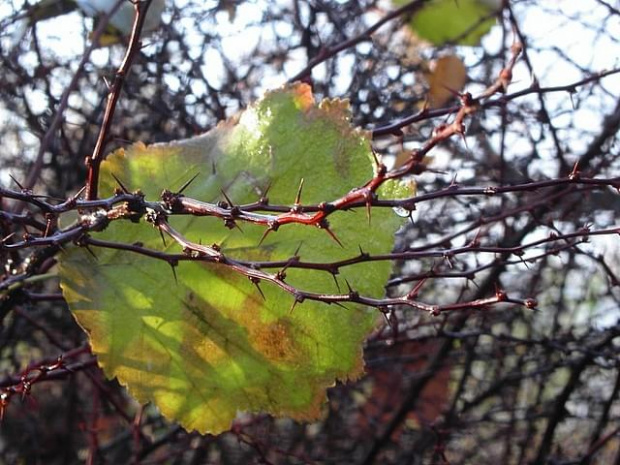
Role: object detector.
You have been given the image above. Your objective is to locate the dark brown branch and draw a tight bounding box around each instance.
[85,0,155,200]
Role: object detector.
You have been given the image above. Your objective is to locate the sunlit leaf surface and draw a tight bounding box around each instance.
[59,84,405,434]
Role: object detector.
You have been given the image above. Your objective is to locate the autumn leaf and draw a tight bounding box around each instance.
[425,55,468,109]
[59,83,406,434]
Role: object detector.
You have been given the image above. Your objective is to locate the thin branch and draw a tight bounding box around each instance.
[85,0,155,200]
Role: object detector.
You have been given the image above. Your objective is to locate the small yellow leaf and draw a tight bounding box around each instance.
[426,55,467,109]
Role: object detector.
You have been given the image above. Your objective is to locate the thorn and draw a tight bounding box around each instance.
[332,301,349,310]
[519,255,530,269]
[331,271,341,292]
[470,228,483,247]
[569,161,580,180]
[293,242,303,257]
[370,146,381,169]
[324,226,344,248]
[294,178,305,205]
[258,227,273,246]
[262,181,272,198]
[20,382,30,402]
[220,189,235,207]
[421,97,430,113]
[84,244,98,260]
[70,185,87,202]
[178,172,200,194]
[1,233,16,244]
[111,173,130,194]
[289,294,304,314]
[381,309,390,326]
[440,83,461,99]
[408,211,415,225]
[460,132,469,150]
[232,220,243,233]
[365,192,372,226]
[407,277,427,299]
[249,277,266,300]
[0,395,6,422]
[318,220,343,248]
[449,174,459,188]
[9,174,25,190]
[168,263,178,284]
[344,278,354,293]
[159,228,167,247]
[358,245,370,260]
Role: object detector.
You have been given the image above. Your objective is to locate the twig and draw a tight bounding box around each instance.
[288,0,430,82]
[85,0,155,200]
[20,0,126,199]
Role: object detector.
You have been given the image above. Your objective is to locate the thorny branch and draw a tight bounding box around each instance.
[85,0,155,200]
[1,0,620,463]
[3,39,618,314]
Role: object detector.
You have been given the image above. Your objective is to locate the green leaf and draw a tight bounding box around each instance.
[398,0,500,46]
[59,83,406,434]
